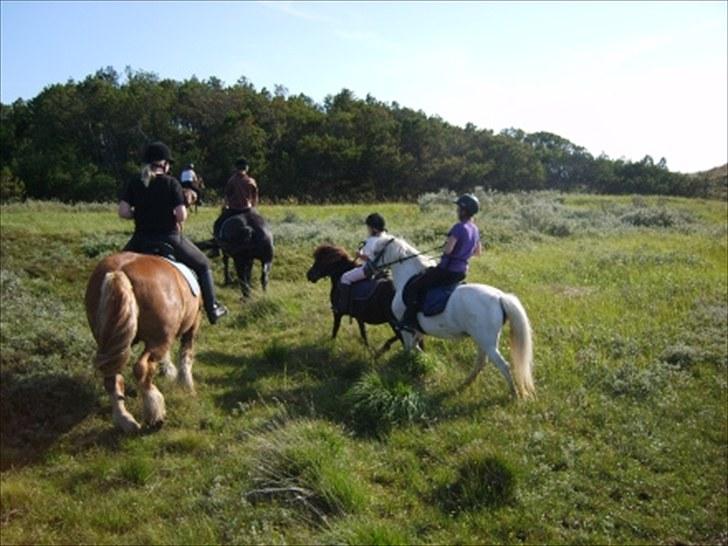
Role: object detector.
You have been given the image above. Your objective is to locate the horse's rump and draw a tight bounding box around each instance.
[86,253,200,343]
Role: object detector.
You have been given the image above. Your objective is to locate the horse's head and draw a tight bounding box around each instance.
[307,245,354,282]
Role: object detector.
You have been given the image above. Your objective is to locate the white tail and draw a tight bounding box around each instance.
[500,294,535,399]
[94,271,139,373]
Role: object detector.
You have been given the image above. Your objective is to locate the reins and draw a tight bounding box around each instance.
[369,238,443,271]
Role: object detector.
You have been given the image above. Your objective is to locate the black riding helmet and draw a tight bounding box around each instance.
[365,213,386,232]
[235,158,249,171]
[142,141,174,164]
[454,194,480,217]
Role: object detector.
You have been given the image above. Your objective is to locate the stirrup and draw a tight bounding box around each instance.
[395,321,419,334]
[207,302,228,324]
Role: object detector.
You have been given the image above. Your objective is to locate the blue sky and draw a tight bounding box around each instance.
[1,1,726,172]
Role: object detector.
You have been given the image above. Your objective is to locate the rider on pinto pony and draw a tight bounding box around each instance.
[398,194,482,333]
[335,213,388,314]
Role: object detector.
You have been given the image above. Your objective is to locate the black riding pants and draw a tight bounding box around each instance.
[404,266,465,307]
[124,232,210,277]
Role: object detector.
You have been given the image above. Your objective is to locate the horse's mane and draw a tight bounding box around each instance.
[313,244,355,266]
[391,237,438,268]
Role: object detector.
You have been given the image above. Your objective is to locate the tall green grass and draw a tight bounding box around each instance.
[0,192,725,544]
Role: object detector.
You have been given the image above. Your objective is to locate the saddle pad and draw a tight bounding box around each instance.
[350,278,380,301]
[422,283,460,317]
[162,258,200,297]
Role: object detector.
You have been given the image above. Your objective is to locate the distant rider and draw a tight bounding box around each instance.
[213,158,259,238]
[180,163,203,204]
[336,213,388,314]
[399,194,482,332]
[118,142,228,324]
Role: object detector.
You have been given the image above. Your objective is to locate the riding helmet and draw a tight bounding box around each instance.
[365,213,386,232]
[142,141,174,163]
[454,194,480,217]
[235,158,249,171]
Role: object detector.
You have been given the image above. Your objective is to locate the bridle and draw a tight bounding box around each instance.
[367,237,443,273]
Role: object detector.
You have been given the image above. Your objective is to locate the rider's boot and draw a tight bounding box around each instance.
[199,269,228,324]
[336,283,352,315]
[398,304,419,333]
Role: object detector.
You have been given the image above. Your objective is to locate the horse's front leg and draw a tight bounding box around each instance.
[401,331,423,352]
[332,312,343,339]
[103,373,141,433]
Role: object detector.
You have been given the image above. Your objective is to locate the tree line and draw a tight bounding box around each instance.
[0,67,723,203]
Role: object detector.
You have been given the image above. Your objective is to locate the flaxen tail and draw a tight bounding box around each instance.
[500,294,535,399]
[93,271,138,374]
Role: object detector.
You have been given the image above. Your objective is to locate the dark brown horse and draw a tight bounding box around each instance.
[85,252,201,432]
[306,245,402,355]
[182,176,205,213]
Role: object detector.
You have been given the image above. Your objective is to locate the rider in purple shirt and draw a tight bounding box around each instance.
[400,194,482,332]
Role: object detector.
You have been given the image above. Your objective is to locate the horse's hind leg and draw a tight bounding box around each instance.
[357,319,369,347]
[236,258,253,298]
[177,318,200,393]
[461,348,488,390]
[134,349,166,427]
[486,346,516,398]
[103,374,141,432]
[261,261,272,292]
[223,254,233,286]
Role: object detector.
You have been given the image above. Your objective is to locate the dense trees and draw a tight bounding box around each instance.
[0,68,721,202]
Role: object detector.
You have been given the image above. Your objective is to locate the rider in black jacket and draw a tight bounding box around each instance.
[118,141,228,324]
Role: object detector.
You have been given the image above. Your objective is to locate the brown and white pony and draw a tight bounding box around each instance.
[85,252,201,432]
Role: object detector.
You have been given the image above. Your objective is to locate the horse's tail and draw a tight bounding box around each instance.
[500,293,535,399]
[93,271,139,373]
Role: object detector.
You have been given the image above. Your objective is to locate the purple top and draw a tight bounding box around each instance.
[439,220,480,273]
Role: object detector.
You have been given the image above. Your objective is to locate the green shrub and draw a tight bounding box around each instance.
[436,454,518,514]
[0,167,25,203]
[345,370,428,436]
[247,420,368,518]
[620,207,693,228]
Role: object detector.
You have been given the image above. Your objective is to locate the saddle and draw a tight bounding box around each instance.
[215,214,255,253]
[404,274,462,317]
[137,241,176,261]
[350,277,384,301]
[134,242,200,296]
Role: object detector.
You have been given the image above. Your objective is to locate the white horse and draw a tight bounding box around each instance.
[370,237,535,399]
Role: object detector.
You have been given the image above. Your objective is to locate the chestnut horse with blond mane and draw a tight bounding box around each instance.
[85,251,201,432]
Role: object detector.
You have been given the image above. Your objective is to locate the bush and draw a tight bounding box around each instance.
[620,207,693,228]
[246,420,368,518]
[345,370,428,436]
[0,167,25,203]
[435,454,518,514]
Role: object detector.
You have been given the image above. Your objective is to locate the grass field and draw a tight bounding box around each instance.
[1,192,726,545]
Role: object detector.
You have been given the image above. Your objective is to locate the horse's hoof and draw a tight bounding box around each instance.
[159,362,178,380]
[142,388,166,426]
[114,413,142,433]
